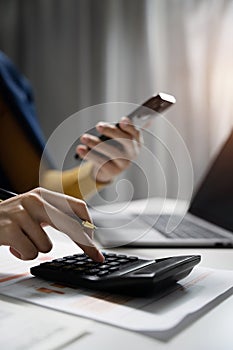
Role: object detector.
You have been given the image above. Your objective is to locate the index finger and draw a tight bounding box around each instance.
[21,193,104,262]
[32,188,92,221]
[118,117,141,143]
[37,188,95,239]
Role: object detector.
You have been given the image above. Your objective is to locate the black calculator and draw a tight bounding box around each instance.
[30,252,201,295]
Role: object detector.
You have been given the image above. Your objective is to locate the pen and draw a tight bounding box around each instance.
[0,188,17,201]
[0,188,96,230]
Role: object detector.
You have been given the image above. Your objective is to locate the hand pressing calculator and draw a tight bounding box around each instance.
[31,252,201,295]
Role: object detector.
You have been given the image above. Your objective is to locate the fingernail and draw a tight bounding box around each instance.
[82,134,89,141]
[121,117,130,122]
[96,122,106,129]
[78,148,85,154]
[120,117,130,127]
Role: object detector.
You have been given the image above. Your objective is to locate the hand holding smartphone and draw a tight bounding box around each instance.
[75,92,176,159]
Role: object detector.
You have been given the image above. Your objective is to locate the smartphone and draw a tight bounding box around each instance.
[98,92,175,141]
[75,92,176,158]
[124,92,176,122]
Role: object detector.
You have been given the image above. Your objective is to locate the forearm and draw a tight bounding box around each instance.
[41,162,106,200]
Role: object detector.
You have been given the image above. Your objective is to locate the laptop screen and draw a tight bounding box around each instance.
[189,129,233,232]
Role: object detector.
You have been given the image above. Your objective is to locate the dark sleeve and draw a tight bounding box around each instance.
[0,51,54,192]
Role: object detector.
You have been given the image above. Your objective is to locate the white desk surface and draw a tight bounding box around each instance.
[1,198,233,350]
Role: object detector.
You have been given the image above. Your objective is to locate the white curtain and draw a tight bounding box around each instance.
[1,0,233,205]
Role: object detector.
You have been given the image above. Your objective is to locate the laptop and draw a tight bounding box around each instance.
[92,129,233,248]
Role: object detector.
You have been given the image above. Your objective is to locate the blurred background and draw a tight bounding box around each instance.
[0,0,233,205]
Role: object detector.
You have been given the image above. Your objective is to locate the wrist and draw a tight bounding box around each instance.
[91,164,113,185]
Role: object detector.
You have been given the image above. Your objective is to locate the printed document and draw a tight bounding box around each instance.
[0,235,233,340]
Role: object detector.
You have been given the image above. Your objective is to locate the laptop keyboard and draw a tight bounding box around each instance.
[139,214,226,239]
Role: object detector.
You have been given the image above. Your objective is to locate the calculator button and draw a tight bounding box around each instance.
[128,256,138,261]
[84,263,96,268]
[97,271,109,277]
[65,259,77,264]
[105,257,118,262]
[73,254,86,258]
[45,262,64,269]
[73,267,86,273]
[108,262,120,267]
[52,258,66,262]
[75,256,87,261]
[93,262,105,267]
[74,261,86,266]
[99,265,110,270]
[103,253,117,257]
[117,259,129,264]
